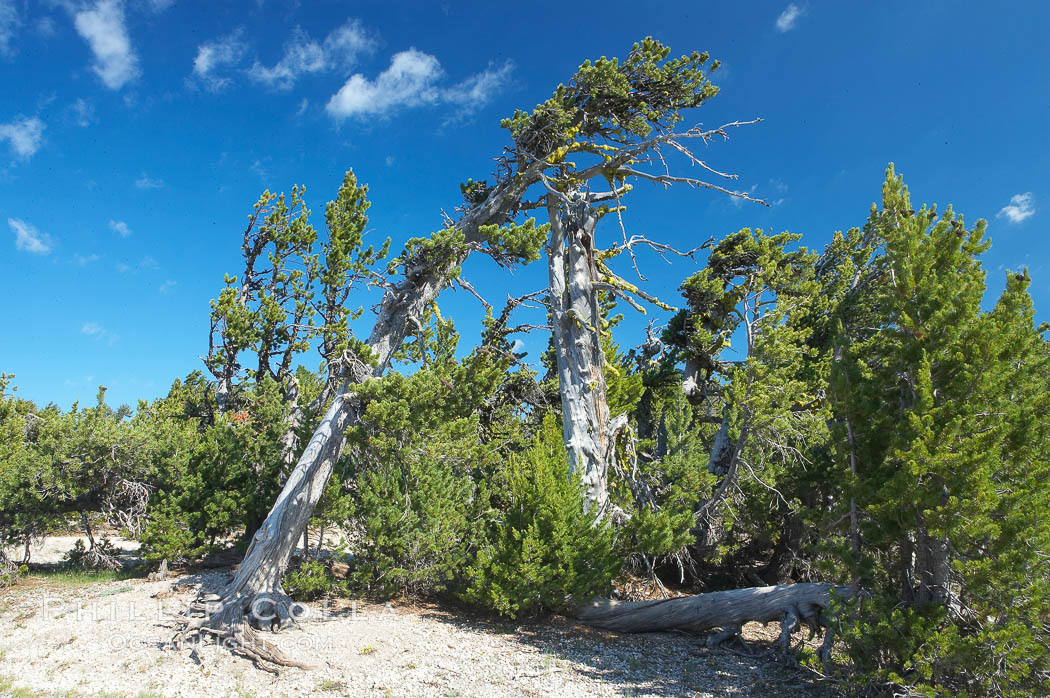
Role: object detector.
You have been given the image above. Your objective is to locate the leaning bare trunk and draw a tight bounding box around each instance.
[80,510,96,551]
[231,388,354,602]
[174,157,546,671]
[547,199,611,517]
[174,388,359,670]
[576,582,850,660]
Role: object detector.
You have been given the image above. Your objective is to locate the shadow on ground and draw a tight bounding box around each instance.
[403,601,840,698]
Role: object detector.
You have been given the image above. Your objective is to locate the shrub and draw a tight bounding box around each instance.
[344,417,489,597]
[462,413,621,617]
[141,376,293,562]
[63,537,122,570]
[340,355,507,598]
[283,560,339,601]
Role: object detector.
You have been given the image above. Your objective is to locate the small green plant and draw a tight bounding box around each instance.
[63,537,121,570]
[30,566,140,587]
[462,413,621,618]
[98,584,134,597]
[315,678,345,692]
[282,559,337,601]
[358,644,377,655]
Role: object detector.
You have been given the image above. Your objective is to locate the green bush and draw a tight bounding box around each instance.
[339,348,512,597]
[346,445,480,596]
[62,537,123,570]
[141,376,294,562]
[283,560,339,601]
[618,392,714,562]
[825,169,1050,697]
[462,413,621,617]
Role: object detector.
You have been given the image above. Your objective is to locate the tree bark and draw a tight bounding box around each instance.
[575,582,850,659]
[914,516,950,607]
[547,198,611,517]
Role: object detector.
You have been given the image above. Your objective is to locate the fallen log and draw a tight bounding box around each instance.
[575,582,850,659]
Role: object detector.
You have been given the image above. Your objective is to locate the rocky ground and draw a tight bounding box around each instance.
[0,537,837,697]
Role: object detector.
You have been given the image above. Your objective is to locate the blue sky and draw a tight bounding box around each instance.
[1,0,1047,410]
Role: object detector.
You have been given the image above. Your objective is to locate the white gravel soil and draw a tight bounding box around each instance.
[0,539,833,697]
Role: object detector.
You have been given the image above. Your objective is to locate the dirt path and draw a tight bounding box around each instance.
[0,541,835,697]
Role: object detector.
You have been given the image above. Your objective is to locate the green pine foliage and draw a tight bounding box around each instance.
[826,167,1050,697]
[654,228,832,584]
[0,378,167,557]
[340,314,507,596]
[619,392,713,564]
[283,559,340,601]
[141,376,294,562]
[462,413,620,617]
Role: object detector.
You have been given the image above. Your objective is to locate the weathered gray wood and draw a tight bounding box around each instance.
[546,198,611,516]
[575,583,849,656]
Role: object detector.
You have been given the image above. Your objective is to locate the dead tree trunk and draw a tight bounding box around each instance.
[174,160,546,672]
[575,582,850,659]
[547,197,612,517]
[174,389,359,670]
[914,514,950,608]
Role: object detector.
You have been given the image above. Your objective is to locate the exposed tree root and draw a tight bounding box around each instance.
[574,582,850,661]
[79,545,122,571]
[171,388,357,672]
[172,584,314,674]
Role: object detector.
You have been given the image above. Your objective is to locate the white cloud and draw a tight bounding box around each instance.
[74,252,100,266]
[73,0,139,90]
[135,172,164,189]
[9,218,54,254]
[327,51,514,121]
[36,15,57,38]
[0,116,45,158]
[249,20,375,90]
[81,321,118,346]
[191,29,248,92]
[250,159,267,180]
[322,19,376,71]
[109,219,132,237]
[443,61,514,120]
[139,255,158,269]
[0,0,21,57]
[158,279,177,294]
[767,178,788,206]
[326,49,443,119]
[775,3,805,32]
[71,98,96,127]
[145,0,175,11]
[998,192,1035,223]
